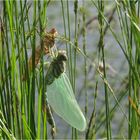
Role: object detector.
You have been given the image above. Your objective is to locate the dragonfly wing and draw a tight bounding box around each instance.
[46,73,86,131]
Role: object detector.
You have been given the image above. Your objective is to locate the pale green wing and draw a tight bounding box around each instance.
[46,73,86,131]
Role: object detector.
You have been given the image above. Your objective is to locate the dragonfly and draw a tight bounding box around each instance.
[45,50,86,131]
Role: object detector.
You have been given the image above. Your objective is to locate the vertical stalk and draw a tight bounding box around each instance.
[98,1,111,139]
[2,1,12,131]
[5,0,17,137]
[37,2,42,138]
[82,0,87,119]
[66,0,73,86]
[30,0,37,137]
[61,0,71,79]
[13,1,21,138]
[73,0,78,139]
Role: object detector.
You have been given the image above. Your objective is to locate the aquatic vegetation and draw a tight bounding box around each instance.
[1,1,140,139]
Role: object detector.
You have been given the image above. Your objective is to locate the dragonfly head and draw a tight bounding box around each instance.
[57,50,67,62]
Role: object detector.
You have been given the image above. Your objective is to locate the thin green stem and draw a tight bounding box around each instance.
[98,1,111,139]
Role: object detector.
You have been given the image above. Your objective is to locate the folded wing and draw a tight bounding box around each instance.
[46,73,86,131]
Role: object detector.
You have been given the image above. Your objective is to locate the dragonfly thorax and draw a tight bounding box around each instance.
[45,50,67,85]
